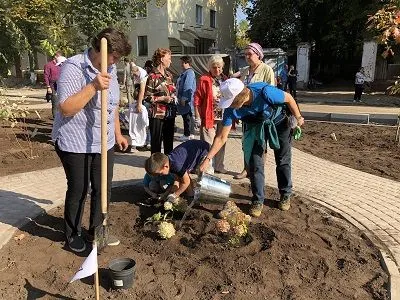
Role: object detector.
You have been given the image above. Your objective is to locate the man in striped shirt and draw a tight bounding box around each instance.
[51,28,131,253]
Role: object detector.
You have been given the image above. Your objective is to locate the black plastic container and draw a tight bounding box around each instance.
[108,258,136,289]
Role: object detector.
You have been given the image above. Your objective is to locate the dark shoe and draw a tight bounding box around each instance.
[85,233,94,243]
[233,170,248,180]
[67,235,86,253]
[278,195,291,211]
[249,203,263,217]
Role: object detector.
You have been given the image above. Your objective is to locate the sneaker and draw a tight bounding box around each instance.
[249,203,264,217]
[107,234,120,246]
[278,195,291,211]
[178,135,190,142]
[67,235,86,253]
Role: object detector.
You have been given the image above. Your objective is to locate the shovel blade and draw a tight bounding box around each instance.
[94,215,108,251]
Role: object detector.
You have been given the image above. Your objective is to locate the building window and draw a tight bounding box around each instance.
[210,9,216,28]
[196,5,203,25]
[195,38,214,54]
[138,36,148,56]
[134,2,147,18]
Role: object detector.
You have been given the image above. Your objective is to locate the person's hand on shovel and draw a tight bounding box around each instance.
[91,73,111,91]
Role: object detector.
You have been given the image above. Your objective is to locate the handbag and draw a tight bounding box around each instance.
[150,102,167,119]
[165,103,177,119]
[45,91,52,103]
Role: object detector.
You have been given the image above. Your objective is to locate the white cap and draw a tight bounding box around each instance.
[218,78,245,109]
[56,56,67,66]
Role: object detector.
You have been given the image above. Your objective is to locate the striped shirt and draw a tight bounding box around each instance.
[51,49,120,153]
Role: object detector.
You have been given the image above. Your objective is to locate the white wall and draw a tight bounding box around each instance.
[361,41,377,82]
[296,43,311,89]
[128,0,235,67]
[129,1,169,67]
[214,0,235,52]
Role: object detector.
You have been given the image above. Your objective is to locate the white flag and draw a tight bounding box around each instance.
[70,245,98,283]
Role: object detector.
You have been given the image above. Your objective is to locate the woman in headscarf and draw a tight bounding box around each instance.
[233,42,297,212]
[232,42,275,180]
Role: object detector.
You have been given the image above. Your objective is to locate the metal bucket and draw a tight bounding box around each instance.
[195,173,231,204]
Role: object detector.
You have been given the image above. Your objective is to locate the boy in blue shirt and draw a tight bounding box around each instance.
[143,172,176,200]
[145,140,210,202]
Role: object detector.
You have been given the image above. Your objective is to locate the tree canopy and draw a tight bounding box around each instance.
[0,0,168,76]
[367,0,400,93]
[245,0,390,77]
[236,20,251,49]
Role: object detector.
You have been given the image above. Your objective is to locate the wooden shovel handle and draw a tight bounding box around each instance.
[100,37,108,215]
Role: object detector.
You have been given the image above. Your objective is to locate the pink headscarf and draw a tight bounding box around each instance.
[245,43,264,60]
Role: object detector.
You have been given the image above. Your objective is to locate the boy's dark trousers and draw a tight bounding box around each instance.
[49,81,57,118]
[149,117,175,154]
[182,111,193,137]
[288,82,297,99]
[354,84,364,101]
[55,144,114,240]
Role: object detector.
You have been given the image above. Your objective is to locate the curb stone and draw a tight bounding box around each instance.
[379,251,400,300]
[302,111,398,125]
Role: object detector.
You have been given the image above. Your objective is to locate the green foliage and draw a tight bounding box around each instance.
[72,0,128,41]
[246,0,386,66]
[367,0,400,94]
[0,97,30,128]
[246,0,299,49]
[1,0,243,78]
[236,20,251,49]
[367,0,400,57]
[0,0,167,77]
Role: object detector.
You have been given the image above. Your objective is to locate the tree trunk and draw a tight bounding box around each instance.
[14,54,22,78]
[28,51,34,71]
[33,49,39,70]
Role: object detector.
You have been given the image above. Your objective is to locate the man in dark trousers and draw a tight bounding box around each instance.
[44,51,62,118]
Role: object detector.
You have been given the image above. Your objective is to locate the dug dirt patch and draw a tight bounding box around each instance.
[0,184,388,299]
[294,121,400,181]
[0,109,60,176]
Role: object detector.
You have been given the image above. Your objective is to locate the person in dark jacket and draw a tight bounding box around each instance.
[176,56,196,141]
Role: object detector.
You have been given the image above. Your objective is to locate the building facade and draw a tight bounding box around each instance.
[129,0,235,66]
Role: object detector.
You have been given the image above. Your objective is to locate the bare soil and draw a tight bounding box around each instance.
[0,108,396,299]
[294,122,400,181]
[0,184,388,299]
